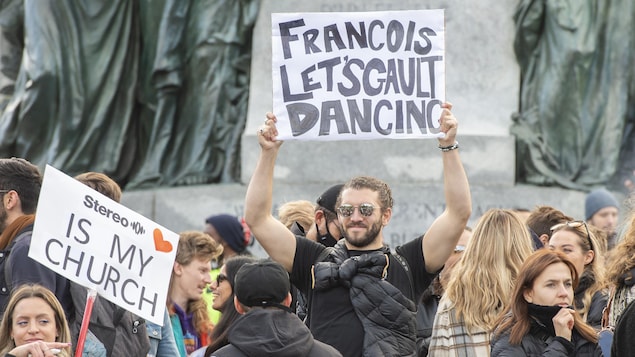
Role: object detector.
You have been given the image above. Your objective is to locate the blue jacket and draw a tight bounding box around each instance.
[0,224,73,320]
[147,308,180,357]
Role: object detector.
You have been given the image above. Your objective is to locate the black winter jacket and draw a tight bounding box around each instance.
[491,322,603,357]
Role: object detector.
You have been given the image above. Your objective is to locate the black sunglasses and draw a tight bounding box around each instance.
[216,273,228,285]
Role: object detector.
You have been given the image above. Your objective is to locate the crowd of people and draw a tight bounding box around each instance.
[1,104,634,357]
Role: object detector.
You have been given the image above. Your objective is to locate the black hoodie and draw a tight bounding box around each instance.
[210,308,341,357]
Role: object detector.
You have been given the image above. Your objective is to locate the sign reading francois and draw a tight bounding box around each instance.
[272,10,446,141]
[29,165,179,325]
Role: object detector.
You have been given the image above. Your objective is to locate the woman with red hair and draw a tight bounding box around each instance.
[491,249,602,356]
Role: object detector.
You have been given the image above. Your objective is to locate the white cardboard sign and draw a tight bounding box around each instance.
[30,165,178,325]
[272,9,446,141]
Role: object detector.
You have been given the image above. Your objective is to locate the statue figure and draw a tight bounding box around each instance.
[511,0,635,191]
[0,0,139,182]
[128,0,260,188]
[0,0,259,189]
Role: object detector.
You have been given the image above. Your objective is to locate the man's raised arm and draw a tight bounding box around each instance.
[422,103,472,272]
[244,113,296,272]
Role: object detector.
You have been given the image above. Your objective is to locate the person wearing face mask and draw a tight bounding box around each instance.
[273,185,345,321]
[302,184,345,247]
[491,249,602,356]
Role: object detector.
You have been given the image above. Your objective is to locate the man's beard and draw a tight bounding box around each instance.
[343,219,382,248]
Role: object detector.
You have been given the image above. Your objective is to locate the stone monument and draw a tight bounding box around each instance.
[123,0,611,255]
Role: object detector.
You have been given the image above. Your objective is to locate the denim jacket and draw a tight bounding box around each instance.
[147,308,179,357]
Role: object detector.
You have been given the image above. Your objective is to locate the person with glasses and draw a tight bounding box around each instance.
[193,256,255,357]
[202,214,253,325]
[244,103,471,357]
[168,231,223,357]
[549,220,608,330]
[428,209,535,356]
[0,158,73,322]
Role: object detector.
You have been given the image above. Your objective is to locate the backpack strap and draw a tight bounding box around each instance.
[392,252,415,300]
[304,246,334,324]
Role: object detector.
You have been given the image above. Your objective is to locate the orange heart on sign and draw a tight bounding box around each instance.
[153,228,173,253]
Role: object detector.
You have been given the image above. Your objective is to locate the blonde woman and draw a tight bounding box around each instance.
[0,284,72,357]
[606,210,635,328]
[277,200,315,234]
[428,209,535,356]
[549,220,607,329]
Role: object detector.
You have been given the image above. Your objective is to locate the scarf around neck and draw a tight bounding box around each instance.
[0,214,35,250]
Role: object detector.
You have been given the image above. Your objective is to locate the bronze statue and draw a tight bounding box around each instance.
[0,0,259,189]
[512,0,635,191]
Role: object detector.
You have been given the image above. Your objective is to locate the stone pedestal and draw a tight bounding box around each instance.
[122,0,624,255]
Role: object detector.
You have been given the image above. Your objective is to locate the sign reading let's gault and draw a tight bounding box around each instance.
[272,9,446,141]
[30,165,179,325]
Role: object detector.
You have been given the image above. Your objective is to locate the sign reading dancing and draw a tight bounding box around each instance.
[272,9,446,141]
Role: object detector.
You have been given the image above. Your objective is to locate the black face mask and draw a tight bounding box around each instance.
[527,303,574,337]
[317,217,339,247]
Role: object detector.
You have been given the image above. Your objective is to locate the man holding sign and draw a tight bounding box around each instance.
[245,10,470,356]
[245,101,471,356]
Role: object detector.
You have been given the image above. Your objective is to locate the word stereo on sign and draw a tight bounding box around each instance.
[272,9,446,141]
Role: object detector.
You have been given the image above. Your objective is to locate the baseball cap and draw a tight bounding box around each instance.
[316,184,344,213]
[234,260,290,308]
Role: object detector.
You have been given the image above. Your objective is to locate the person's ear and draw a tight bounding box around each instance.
[381,207,392,226]
[314,210,326,224]
[234,296,245,314]
[523,289,533,304]
[3,190,19,211]
[282,292,292,307]
[173,262,183,276]
[584,249,595,266]
[539,234,549,247]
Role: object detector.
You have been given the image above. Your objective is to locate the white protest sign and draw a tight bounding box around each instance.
[30,165,179,325]
[272,9,446,141]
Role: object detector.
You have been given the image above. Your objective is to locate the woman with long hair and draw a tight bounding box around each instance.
[491,249,601,356]
[549,220,607,329]
[428,209,535,355]
[0,284,72,357]
[203,255,257,356]
[606,210,635,327]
